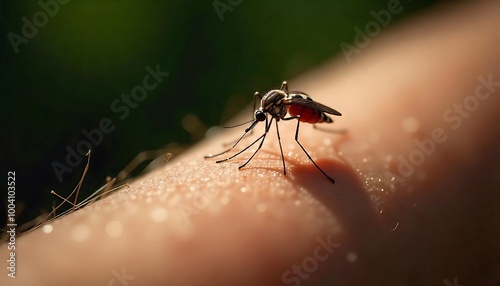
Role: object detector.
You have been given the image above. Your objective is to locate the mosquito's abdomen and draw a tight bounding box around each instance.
[288,105,324,123]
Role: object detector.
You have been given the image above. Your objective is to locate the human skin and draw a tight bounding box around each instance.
[2,1,500,285]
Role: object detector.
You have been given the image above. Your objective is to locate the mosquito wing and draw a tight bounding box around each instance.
[285,93,342,116]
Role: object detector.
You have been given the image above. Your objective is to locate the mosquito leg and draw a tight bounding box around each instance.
[220,127,253,148]
[216,133,265,163]
[274,119,287,175]
[280,81,289,93]
[284,116,336,184]
[238,117,273,169]
[221,138,240,148]
[237,133,267,169]
[244,91,262,138]
[213,92,263,151]
[205,132,247,158]
[254,91,262,108]
[216,118,272,164]
[205,146,233,159]
[205,120,258,159]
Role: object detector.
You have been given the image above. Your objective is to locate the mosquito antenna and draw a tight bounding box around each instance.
[223,91,261,129]
[222,119,254,128]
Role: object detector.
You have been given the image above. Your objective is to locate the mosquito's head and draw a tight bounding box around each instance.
[254,109,266,122]
[260,90,287,119]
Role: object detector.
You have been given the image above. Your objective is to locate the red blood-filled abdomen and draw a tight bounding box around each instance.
[288,105,322,123]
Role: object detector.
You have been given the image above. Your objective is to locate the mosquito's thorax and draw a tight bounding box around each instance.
[260,89,288,119]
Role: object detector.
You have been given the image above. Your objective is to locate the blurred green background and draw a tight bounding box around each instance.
[1,0,437,229]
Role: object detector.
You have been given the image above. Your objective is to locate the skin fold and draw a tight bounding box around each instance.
[2,1,499,285]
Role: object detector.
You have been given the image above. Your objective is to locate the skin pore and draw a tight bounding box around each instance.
[2,1,499,285]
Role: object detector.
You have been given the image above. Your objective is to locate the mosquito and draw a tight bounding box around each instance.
[205,81,342,183]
